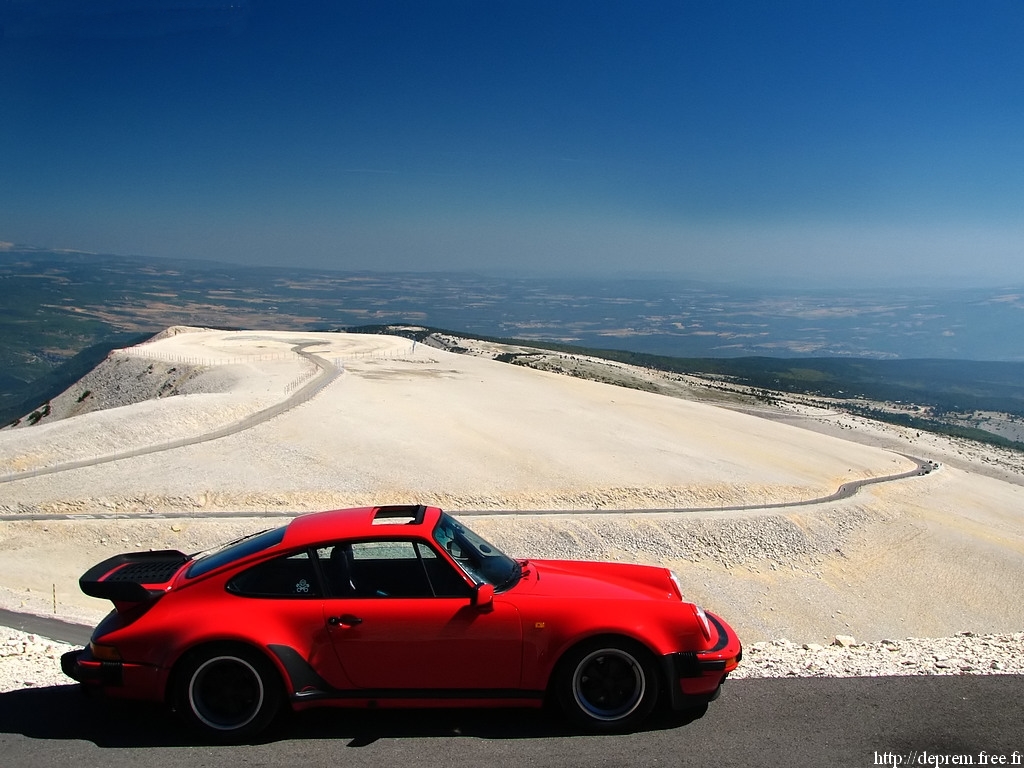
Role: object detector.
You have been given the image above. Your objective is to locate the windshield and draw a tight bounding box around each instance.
[432,513,520,592]
[186,526,286,578]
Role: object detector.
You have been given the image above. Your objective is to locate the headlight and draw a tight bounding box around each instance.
[668,570,684,601]
[692,604,712,640]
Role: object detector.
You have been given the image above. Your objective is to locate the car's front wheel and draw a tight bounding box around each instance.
[556,638,660,731]
[173,645,281,741]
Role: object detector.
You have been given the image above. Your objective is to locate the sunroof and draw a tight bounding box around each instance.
[371,504,427,525]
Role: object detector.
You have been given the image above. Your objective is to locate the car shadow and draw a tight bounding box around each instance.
[0,684,707,747]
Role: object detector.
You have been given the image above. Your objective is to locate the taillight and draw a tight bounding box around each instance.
[89,642,122,661]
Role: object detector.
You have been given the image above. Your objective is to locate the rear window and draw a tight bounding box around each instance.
[226,550,321,597]
[187,527,286,578]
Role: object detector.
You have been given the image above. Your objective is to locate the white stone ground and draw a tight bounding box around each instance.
[2,327,1023,691]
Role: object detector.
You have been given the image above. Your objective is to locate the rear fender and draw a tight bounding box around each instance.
[164,639,287,707]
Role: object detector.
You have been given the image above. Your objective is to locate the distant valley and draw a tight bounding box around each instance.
[2,246,1024,447]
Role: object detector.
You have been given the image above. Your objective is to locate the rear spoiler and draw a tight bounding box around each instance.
[80,550,191,603]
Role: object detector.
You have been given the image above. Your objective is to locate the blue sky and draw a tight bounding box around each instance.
[2,0,1022,287]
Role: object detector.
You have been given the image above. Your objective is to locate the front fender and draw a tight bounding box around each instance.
[517,597,704,691]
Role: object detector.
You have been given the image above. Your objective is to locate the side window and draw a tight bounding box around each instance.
[353,541,418,561]
[226,551,320,598]
[320,540,470,598]
[418,544,473,598]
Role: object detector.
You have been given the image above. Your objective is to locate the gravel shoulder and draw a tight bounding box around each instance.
[5,627,1023,694]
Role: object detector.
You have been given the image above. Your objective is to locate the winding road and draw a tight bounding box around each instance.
[1,333,940,522]
[0,455,939,523]
[0,342,341,488]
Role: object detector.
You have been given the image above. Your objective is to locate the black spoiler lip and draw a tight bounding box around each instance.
[79,549,191,602]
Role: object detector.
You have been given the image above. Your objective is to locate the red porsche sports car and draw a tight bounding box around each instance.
[62,505,741,739]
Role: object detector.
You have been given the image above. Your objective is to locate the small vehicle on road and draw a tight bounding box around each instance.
[63,504,741,740]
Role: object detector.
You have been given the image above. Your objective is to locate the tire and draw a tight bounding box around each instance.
[173,645,282,741]
[556,638,660,731]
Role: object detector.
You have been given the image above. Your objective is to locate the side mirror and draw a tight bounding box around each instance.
[473,582,494,608]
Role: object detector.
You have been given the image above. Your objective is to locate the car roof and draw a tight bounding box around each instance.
[281,504,443,547]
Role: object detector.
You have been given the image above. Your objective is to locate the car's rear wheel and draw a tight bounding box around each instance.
[173,645,281,741]
[556,638,660,731]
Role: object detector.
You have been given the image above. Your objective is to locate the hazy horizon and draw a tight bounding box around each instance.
[3,2,1023,289]
[5,244,1024,363]
[6,239,1024,294]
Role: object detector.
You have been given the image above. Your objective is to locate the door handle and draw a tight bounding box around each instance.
[328,614,363,627]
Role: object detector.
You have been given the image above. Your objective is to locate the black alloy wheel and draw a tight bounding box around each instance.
[557,638,660,731]
[174,645,282,741]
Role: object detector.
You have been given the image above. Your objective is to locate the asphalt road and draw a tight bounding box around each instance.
[0,608,91,646]
[1,674,1020,767]
[0,454,937,523]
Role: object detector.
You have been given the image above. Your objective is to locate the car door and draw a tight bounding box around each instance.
[320,539,523,692]
[224,548,350,690]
